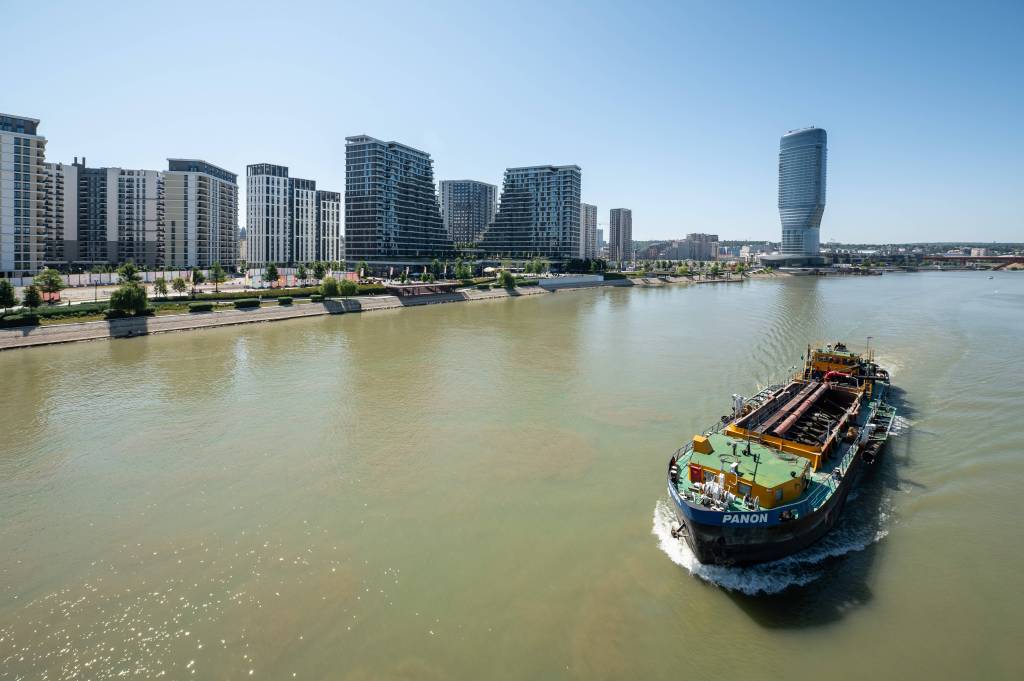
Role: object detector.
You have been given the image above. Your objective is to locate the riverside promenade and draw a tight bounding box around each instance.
[0,286,551,351]
[0,274,746,351]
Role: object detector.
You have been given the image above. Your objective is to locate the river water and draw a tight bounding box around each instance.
[1,272,1021,680]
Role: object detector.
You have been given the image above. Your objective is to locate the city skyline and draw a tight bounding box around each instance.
[2,2,1022,243]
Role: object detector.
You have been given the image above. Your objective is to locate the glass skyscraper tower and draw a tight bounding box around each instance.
[778,127,827,257]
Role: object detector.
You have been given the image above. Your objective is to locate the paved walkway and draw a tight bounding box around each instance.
[0,287,550,351]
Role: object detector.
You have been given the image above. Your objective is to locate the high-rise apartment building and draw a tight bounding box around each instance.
[608,208,632,264]
[439,179,497,246]
[345,135,452,265]
[43,160,76,266]
[316,191,343,263]
[247,163,341,266]
[247,164,289,266]
[478,165,581,260]
[290,178,317,264]
[580,202,597,259]
[59,161,165,268]
[776,127,827,263]
[0,114,47,276]
[163,159,238,269]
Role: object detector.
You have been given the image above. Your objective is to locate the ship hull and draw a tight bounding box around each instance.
[669,451,864,566]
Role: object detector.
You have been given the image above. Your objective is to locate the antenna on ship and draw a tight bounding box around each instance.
[866,335,873,361]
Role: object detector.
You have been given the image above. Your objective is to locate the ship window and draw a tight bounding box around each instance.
[703,470,716,483]
[737,482,752,496]
[775,489,784,501]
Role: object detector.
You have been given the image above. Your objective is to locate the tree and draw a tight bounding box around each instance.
[172,277,188,296]
[430,259,442,278]
[498,271,516,288]
[338,279,358,296]
[191,267,206,297]
[209,262,227,293]
[296,263,309,285]
[0,279,18,314]
[454,258,472,280]
[266,263,279,287]
[356,261,369,279]
[153,277,169,297]
[237,259,248,275]
[109,281,149,315]
[22,285,42,309]
[321,276,340,297]
[117,261,142,284]
[34,268,65,300]
[312,261,327,282]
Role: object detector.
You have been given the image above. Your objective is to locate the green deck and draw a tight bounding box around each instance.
[686,432,810,489]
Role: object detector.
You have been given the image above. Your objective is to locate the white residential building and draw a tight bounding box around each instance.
[247,163,340,266]
[1,114,47,276]
[317,191,343,263]
[163,159,239,269]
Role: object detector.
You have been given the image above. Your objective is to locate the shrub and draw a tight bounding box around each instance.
[31,302,109,319]
[498,271,516,288]
[105,308,154,320]
[310,294,324,303]
[603,272,628,280]
[189,302,214,312]
[321,276,340,297]
[233,298,261,309]
[109,282,149,315]
[517,279,539,286]
[476,283,491,290]
[338,279,358,296]
[193,286,319,301]
[353,283,385,295]
[278,296,293,305]
[0,313,39,328]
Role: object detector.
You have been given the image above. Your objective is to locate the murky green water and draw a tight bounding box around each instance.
[2,272,1021,680]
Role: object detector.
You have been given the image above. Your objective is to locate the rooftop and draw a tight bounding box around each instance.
[168,159,237,183]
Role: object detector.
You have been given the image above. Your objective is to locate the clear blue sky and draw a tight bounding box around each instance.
[3,0,1021,243]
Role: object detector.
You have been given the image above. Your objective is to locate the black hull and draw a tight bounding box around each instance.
[674,454,864,566]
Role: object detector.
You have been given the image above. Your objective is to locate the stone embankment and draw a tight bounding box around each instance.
[0,274,760,351]
[0,286,548,351]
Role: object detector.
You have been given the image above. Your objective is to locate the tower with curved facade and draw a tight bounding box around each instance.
[776,127,827,263]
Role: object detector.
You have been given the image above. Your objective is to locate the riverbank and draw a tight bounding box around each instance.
[0,285,553,351]
[0,274,763,351]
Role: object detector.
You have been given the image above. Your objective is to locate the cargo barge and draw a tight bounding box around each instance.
[666,342,896,566]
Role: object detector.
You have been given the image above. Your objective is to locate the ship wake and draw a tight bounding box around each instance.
[652,499,889,595]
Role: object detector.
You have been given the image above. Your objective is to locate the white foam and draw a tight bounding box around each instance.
[890,415,911,436]
[652,499,888,595]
